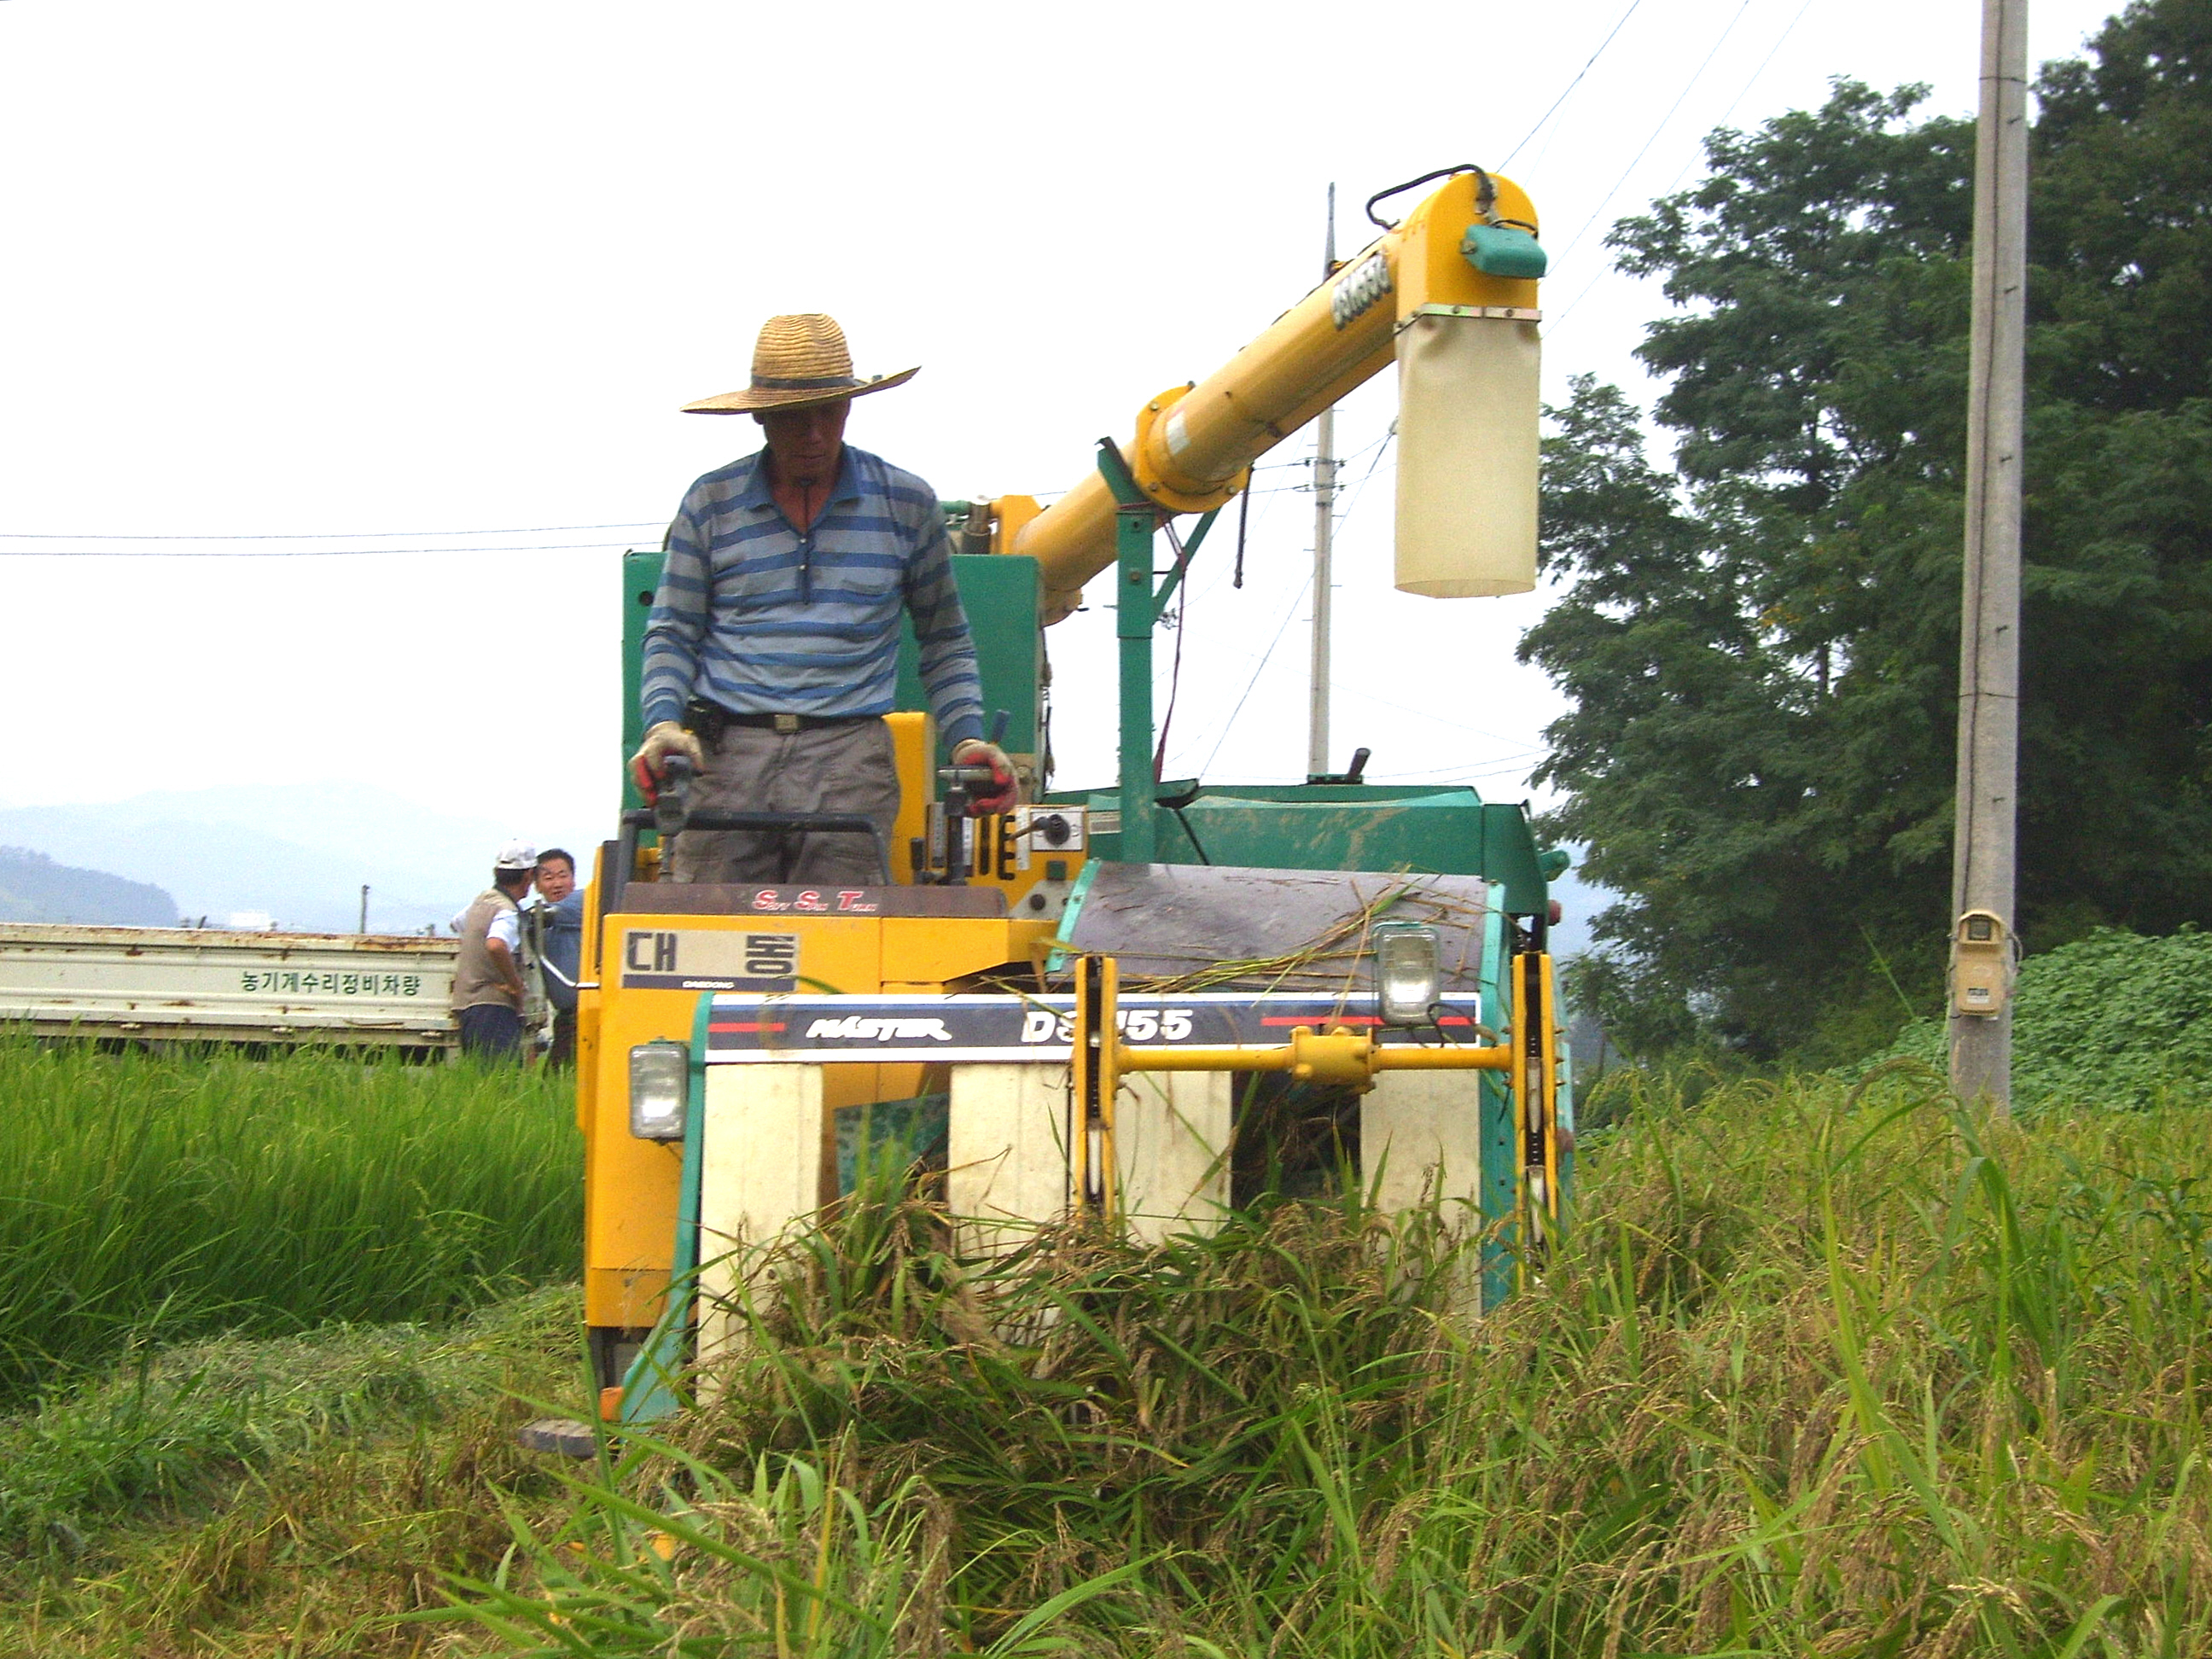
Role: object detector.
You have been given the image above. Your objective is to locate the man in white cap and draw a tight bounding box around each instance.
[450,841,537,1060]
[630,313,1015,886]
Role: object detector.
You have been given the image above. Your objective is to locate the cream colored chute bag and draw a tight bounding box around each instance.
[1392,310,1541,598]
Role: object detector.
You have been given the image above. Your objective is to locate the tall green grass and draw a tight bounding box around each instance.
[0,1038,579,1409]
[0,1288,585,1655]
[450,1068,2212,1656]
[0,1284,576,1563]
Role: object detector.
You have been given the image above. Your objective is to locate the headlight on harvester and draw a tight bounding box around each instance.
[628,1042,690,1141]
[1373,923,1441,1026]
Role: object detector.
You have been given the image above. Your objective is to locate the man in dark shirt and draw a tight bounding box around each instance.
[529,848,584,1067]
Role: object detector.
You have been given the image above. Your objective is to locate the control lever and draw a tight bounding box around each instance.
[937,777,974,885]
[938,761,1002,799]
[924,711,1014,885]
[654,754,696,840]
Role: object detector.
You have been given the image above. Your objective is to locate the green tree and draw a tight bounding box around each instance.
[1527,0,2212,1062]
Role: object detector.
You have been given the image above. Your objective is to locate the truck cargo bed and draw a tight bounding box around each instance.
[0,924,457,1048]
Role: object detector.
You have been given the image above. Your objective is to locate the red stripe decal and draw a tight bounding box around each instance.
[1254,1014,1477,1028]
[709,1022,787,1033]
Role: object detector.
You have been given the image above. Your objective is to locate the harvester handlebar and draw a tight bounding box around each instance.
[652,754,696,839]
[608,808,891,909]
[936,763,1001,799]
[622,809,882,839]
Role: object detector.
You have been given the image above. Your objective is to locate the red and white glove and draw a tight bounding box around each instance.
[951,738,1018,815]
[628,720,705,804]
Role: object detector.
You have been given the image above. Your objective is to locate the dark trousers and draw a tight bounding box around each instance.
[545,1007,577,1068]
[671,718,899,887]
[457,1003,523,1060]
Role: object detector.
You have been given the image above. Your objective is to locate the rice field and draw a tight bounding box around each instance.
[448,1066,2212,1658]
[0,1035,580,1411]
[5,1042,2211,1656]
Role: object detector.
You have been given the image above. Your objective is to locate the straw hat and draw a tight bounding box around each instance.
[682,313,918,414]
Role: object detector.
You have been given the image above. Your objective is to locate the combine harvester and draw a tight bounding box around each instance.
[574,166,1572,1418]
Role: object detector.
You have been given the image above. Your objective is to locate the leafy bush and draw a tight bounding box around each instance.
[1856,927,2212,1109]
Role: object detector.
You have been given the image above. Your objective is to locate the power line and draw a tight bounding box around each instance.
[0,520,661,541]
[1357,756,1547,788]
[1499,0,1647,169]
[1331,682,1545,749]
[1547,0,1814,335]
[1548,0,1757,270]
[1236,427,1393,489]
[0,538,647,559]
[1197,574,1313,777]
[1366,754,1546,783]
[1654,0,1816,198]
[0,432,1379,555]
[1328,427,1397,537]
[1333,428,1394,469]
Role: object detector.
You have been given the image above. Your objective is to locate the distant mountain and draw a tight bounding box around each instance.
[0,846,177,926]
[0,783,596,934]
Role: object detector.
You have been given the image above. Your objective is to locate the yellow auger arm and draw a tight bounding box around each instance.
[994,166,1546,622]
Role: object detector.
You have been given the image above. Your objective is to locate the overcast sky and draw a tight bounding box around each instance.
[0,0,2122,860]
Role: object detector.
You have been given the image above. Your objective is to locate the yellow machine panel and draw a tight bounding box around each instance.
[885,710,931,886]
[579,882,1062,1330]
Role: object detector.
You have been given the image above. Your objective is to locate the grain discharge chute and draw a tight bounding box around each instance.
[573,166,1571,1423]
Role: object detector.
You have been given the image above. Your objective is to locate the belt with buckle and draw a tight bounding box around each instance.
[723,711,879,735]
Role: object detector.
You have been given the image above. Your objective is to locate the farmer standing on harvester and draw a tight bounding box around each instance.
[629,313,1016,886]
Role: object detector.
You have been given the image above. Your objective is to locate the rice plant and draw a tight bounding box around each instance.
[0,1284,576,1562]
[0,1035,580,1409]
[0,1287,585,1656]
[448,1067,2212,1656]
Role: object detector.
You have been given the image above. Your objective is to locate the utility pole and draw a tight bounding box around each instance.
[1307,183,1338,780]
[358,884,370,934]
[1950,0,2030,1113]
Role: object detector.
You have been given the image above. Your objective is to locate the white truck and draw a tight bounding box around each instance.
[0,923,457,1050]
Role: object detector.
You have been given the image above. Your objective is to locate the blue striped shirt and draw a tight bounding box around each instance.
[640,445,986,747]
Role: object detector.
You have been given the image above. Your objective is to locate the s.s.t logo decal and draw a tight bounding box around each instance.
[743,888,881,914]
